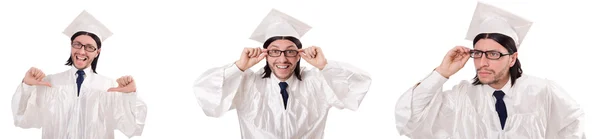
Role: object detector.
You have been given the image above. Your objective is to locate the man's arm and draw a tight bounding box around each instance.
[192,63,255,117]
[545,80,586,139]
[317,60,372,111]
[12,82,47,128]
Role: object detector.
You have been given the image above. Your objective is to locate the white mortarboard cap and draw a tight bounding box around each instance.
[466,1,533,48]
[249,9,312,43]
[63,10,113,42]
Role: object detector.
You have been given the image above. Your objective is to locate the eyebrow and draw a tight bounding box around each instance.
[474,49,500,52]
[474,49,511,54]
[269,45,297,49]
[74,41,97,47]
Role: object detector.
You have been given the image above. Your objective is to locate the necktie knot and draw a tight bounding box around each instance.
[279,82,288,89]
[76,70,85,76]
[493,90,505,99]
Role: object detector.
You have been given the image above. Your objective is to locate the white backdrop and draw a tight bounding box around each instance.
[0,0,598,138]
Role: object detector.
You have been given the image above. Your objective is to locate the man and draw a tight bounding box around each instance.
[193,9,372,139]
[11,10,147,139]
[394,2,585,139]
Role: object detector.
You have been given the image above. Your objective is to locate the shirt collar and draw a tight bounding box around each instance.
[272,73,297,84]
[70,66,93,77]
[270,72,299,90]
[484,77,513,98]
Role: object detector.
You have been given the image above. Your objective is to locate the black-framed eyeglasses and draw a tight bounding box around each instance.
[71,42,97,52]
[267,50,299,57]
[470,50,512,60]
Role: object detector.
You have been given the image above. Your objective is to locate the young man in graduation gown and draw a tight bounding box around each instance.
[11,10,147,139]
[193,9,372,139]
[395,2,585,139]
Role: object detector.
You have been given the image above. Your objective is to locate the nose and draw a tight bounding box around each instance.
[75,47,86,54]
[275,52,288,62]
[479,55,489,67]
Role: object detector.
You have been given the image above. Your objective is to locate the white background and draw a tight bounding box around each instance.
[0,0,598,138]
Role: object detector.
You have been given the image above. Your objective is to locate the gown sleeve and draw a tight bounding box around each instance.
[192,62,256,117]
[395,70,468,138]
[11,77,52,129]
[310,60,372,111]
[110,80,148,138]
[544,80,586,139]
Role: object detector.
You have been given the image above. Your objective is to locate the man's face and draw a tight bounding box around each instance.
[473,39,517,85]
[71,35,100,69]
[266,39,301,81]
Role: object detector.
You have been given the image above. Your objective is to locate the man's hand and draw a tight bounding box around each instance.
[436,46,471,78]
[300,46,328,70]
[22,67,51,87]
[107,76,136,93]
[235,47,267,71]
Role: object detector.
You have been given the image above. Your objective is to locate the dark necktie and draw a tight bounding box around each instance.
[279,82,289,110]
[76,70,85,97]
[493,90,507,129]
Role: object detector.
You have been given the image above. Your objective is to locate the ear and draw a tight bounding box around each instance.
[96,48,101,58]
[509,52,518,67]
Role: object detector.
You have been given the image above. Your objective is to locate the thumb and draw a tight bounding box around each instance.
[107,87,123,92]
[37,81,52,87]
[461,55,471,63]
[300,52,310,60]
[257,52,267,60]
[40,81,52,87]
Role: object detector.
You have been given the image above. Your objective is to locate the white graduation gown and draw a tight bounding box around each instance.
[11,67,147,139]
[193,60,371,139]
[395,71,586,139]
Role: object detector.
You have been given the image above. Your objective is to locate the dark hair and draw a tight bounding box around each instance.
[472,33,522,86]
[65,31,102,73]
[261,36,303,81]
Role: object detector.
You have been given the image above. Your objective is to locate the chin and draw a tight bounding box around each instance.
[275,73,293,80]
[478,79,493,84]
[75,65,87,69]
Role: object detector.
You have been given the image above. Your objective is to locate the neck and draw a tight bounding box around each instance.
[278,78,288,82]
[489,76,510,89]
[278,75,293,82]
[75,65,90,70]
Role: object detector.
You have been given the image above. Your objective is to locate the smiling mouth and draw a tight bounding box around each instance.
[76,55,88,61]
[276,65,289,69]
